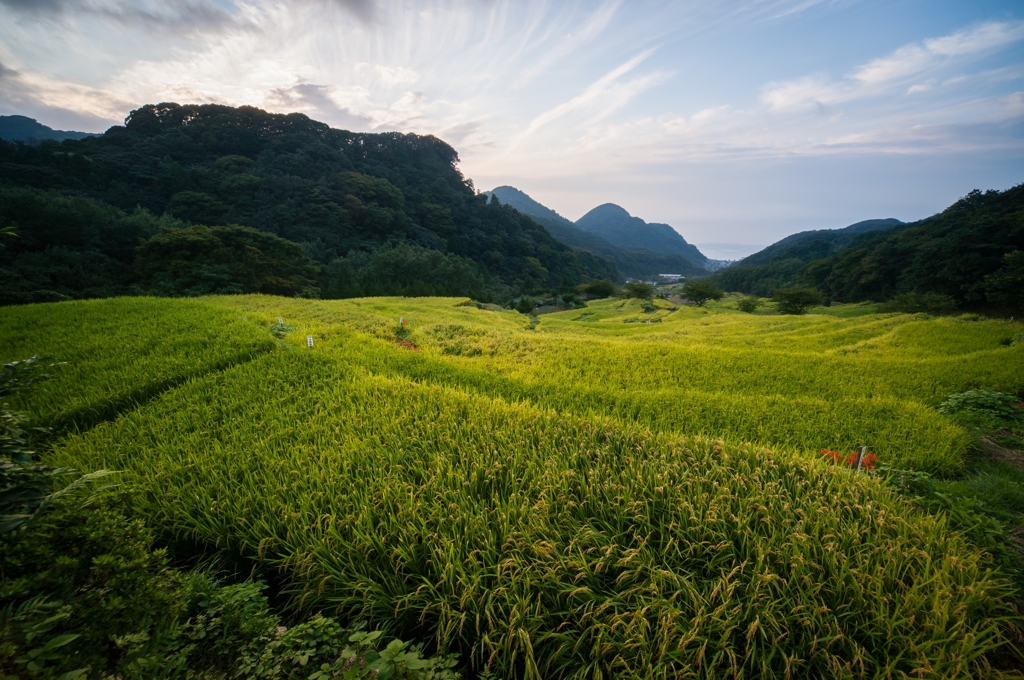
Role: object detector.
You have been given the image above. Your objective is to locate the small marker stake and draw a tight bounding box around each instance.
[307,335,314,348]
[400,317,405,325]
[278,317,283,325]
[855,446,867,472]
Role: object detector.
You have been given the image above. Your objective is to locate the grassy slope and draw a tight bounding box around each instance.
[0,297,276,431]
[5,295,1024,678]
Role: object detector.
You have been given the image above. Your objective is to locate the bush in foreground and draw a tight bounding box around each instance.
[0,480,459,680]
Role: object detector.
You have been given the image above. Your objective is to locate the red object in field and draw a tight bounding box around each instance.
[396,340,420,352]
[821,449,877,471]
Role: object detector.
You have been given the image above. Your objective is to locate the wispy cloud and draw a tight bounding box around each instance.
[763,20,1024,111]
[1,0,242,34]
[518,48,661,139]
[1,0,1022,241]
[0,59,133,130]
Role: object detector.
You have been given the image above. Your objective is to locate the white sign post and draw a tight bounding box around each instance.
[307,335,314,348]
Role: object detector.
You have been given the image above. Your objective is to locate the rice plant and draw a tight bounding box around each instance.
[6,294,1023,677]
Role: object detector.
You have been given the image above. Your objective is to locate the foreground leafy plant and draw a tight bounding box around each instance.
[938,390,1024,428]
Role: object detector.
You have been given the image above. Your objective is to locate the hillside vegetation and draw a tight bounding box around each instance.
[710,219,902,296]
[0,103,615,305]
[710,186,1023,313]
[5,295,1023,678]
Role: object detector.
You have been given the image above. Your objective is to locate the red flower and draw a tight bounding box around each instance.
[821,448,877,471]
[821,449,843,463]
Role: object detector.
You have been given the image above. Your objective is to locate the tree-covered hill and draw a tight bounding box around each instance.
[708,218,904,296]
[0,115,94,143]
[0,103,615,304]
[575,203,708,269]
[710,186,1024,314]
[487,185,708,279]
[803,186,1024,312]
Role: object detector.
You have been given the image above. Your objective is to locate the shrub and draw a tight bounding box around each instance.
[938,390,1024,428]
[515,297,535,315]
[878,291,958,315]
[679,280,723,307]
[772,287,825,314]
[0,496,187,678]
[624,282,655,299]
[737,296,760,313]
[0,484,460,680]
[984,250,1024,314]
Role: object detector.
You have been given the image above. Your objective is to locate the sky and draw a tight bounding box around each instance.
[1,0,1022,257]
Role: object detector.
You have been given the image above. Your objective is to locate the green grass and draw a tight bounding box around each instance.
[197,295,1023,474]
[5,294,1024,678]
[49,350,1017,679]
[0,297,276,431]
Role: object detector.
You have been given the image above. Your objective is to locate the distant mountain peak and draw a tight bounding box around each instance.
[486,186,710,278]
[576,203,707,267]
[0,115,95,143]
[586,203,632,219]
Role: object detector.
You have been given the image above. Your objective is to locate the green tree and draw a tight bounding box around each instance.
[877,291,958,315]
[984,250,1024,314]
[516,297,536,314]
[772,287,825,314]
[624,281,655,299]
[136,225,321,297]
[579,280,618,298]
[737,296,761,313]
[324,242,491,300]
[680,280,724,307]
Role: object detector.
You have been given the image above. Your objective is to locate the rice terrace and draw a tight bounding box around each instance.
[4,289,1024,678]
[3,1,1024,677]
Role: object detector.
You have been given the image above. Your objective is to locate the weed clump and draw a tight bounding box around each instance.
[939,390,1024,428]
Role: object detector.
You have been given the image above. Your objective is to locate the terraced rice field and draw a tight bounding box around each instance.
[6,295,1024,678]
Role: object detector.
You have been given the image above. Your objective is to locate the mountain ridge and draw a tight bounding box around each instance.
[0,115,95,143]
[575,203,708,268]
[486,185,709,279]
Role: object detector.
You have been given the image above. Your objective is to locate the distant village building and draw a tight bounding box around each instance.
[658,274,683,283]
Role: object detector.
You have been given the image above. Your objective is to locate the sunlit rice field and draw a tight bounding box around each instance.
[6,294,1024,678]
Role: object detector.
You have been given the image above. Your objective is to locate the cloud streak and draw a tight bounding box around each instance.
[0,0,1022,242]
[763,21,1024,112]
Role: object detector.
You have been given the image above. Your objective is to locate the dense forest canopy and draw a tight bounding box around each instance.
[0,103,615,304]
[708,218,905,297]
[803,186,1024,311]
[710,186,1023,313]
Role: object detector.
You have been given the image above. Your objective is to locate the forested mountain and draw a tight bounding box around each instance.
[803,186,1023,311]
[0,103,615,305]
[576,204,708,269]
[487,185,708,279]
[0,115,94,143]
[711,186,1023,313]
[710,218,904,295]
